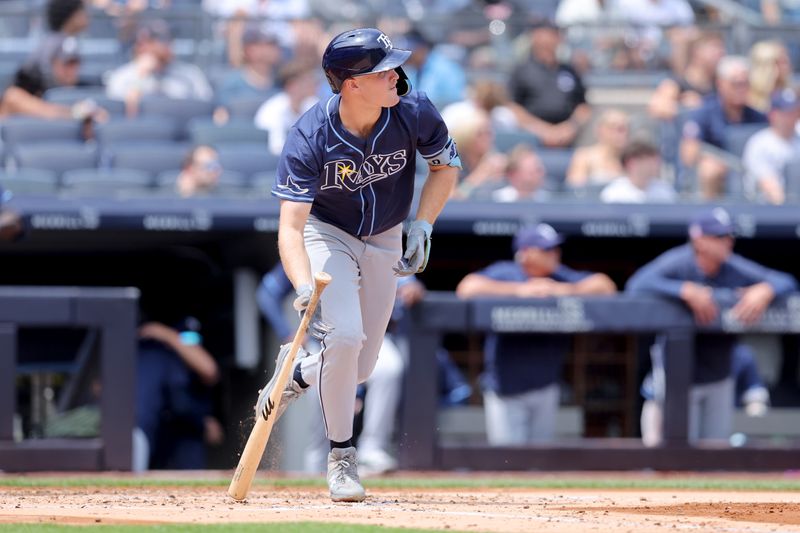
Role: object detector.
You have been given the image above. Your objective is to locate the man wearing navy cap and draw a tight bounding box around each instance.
[743,88,800,204]
[456,224,616,444]
[627,207,797,445]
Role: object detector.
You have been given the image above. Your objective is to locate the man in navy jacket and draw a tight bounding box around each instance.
[627,207,797,444]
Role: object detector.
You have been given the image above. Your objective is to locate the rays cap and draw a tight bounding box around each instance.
[513,223,564,252]
[688,207,736,238]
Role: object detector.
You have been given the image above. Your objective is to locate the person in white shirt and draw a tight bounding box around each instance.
[742,88,800,204]
[254,60,319,156]
[601,140,677,203]
[106,20,213,111]
[491,144,550,202]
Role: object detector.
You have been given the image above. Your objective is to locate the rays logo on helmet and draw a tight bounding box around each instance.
[377,33,393,50]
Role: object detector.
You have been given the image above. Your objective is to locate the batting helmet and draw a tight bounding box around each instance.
[322,28,412,96]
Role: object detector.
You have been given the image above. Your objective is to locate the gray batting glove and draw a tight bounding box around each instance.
[293,284,333,340]
[394,220,433,277]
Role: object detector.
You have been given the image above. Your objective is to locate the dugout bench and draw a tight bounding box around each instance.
[0,286,139,471]
[398,293,800,471]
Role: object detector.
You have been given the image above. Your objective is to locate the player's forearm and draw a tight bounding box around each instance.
[278,200,313,289]
[569,274,618,296]
[456,275,523,299]
[415,166,458,224]
[759,176,785,205]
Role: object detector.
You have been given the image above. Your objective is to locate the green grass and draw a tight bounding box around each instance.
[1,475,799,491]
[0,524,449,533]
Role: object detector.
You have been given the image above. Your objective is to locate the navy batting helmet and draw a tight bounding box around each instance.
[322,28,412,96]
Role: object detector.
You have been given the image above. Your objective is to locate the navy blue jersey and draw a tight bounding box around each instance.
[273,90,452,237]
[478,261,592,396]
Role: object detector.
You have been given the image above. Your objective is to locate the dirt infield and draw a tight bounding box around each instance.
[2,477,800,532]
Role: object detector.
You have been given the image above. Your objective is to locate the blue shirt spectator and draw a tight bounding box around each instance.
[400,30,466,109]
[216,26,282,108]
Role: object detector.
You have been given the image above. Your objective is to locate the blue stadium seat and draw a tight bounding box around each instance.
[0,118,84,148]
[44,88,126,117]
[14,143,98,181]
[785,154,800,203]
[96,118,181,145]
[109,143,190,177]
[493,130,540,153]
[156,169,249,194]
[217,144,280,179]
[61,168,154,194]
[226,96,270,120]
[251,171,277,194]
[139,97,215,137]
[188,119,269,147]
[726,123,767,158]
[538,148,574,191]
[0,169,59,195]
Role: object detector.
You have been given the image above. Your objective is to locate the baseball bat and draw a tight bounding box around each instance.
[228,271,332,501]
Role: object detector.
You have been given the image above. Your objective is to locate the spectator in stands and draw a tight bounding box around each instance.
[137,316,224,469]
[44,36,88,90]
[28,0,89,81]
[0,65,105,122]
[254,60,319,156]
[441,79,521,134]
[566,109,629,189]
[175,145,222,197]
[626,207,797,445]
[0,186,22,242]
[640,343,772,446]
[106,20,213,115]
[648,32,726,121]
[445,108,507,199]
[680,56,767,200]
[555,0,620,26]
[600,140,677,203]
[400,29,467,108]
[508,19,592,148]
[760,0,800,23]
[748,40,794,114]
[617,0,695,73]
[216,25,282,109]
[742,89,800,204]
[486,144,549,202]
[456,224,617,445]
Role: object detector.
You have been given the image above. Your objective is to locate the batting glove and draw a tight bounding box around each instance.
[293,284,333,339]
[394,220,433,277]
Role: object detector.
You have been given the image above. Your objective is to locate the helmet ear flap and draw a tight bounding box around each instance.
[394,67,411,96]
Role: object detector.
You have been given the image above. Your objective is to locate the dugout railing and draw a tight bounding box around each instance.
[398,292,800,471]
[0,286,139,472]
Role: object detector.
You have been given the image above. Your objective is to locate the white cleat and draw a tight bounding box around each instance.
[327,447,366,502]
[255,344,308,423]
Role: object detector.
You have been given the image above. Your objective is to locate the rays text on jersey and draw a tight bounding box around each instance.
[321,149,407,192]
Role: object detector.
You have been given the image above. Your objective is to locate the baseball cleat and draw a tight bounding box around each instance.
[255,344,308,423]
[327,447,366,502]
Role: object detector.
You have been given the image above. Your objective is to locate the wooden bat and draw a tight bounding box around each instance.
[228,271,332,501]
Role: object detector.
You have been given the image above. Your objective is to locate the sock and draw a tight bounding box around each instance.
[330,439,353,450]
[293,363,309,389]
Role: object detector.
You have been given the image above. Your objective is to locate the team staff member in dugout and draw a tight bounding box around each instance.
[256,28,459,502]
[626,207,797,444]
[456,224,617,444]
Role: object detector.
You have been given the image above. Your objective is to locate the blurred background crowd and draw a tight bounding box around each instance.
[0,0,798,203]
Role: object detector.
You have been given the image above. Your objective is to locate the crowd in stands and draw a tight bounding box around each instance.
[0,0,796,203]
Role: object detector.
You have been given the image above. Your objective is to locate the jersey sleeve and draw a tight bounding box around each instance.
[416,93,453,164]
[272,127,320,203]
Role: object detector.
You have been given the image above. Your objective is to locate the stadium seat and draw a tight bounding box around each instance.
[538,148,574,191]
[726,123,767,157]
[61,168,154,194]
[44,88,126,117]
[0,118,84,148]
[785,154,800,203]
[0,169,59,195]
[109,143,189,177]
[14,143,98,180]
[226,96,271,120]
[156,169,249,194]
[217,144,280,179]
[188,119,269,147]
[96,118,181,145]
[250,171,277,194]
[139,97,215,137]
[493,129,540,152]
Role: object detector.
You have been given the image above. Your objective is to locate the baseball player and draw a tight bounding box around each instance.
[256,28,460,502]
